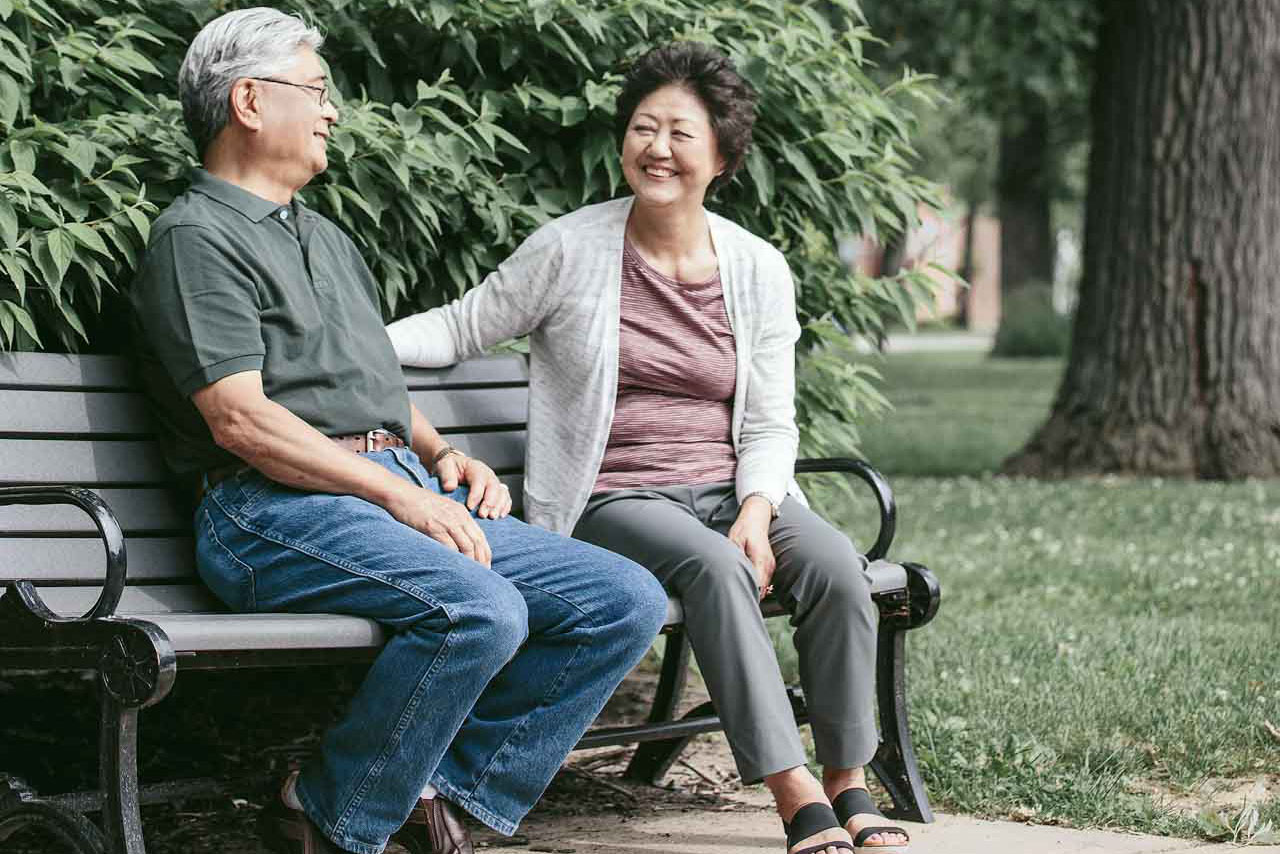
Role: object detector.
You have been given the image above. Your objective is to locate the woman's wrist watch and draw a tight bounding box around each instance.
[742,491,780,519]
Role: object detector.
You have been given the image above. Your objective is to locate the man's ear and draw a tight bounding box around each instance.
[228,78,264,132]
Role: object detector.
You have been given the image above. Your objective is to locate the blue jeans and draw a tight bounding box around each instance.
[195,448,667,854]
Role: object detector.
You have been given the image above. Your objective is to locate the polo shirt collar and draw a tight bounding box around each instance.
[188,168,291,224]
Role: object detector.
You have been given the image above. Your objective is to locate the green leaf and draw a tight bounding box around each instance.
[0,72,18,127]
[560,96,588,127]
[459,30,481,74]
[0,0,13,21]
[336,185,381,226]
[9,140,35,173]
[124,207,150,245]
[628,7,649,35]
[429,0,454,28]
[66,222,112,258]
[747,149,774,206]
[58,299,87,342]
[0,251,24,300]
[532,0,555,30]
[392,103,423,137]
[0,192,15,249]
[550,23,593,69]
[782,147,823,195]
[4,299,39,345]
[47,227,74,281]
[0,301,13,346]
[67,139,97,178]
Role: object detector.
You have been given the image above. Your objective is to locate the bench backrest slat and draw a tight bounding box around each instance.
[0,354,529,391]
[0,488,185,533]
[0,441,167,485]
[0,537,195,584]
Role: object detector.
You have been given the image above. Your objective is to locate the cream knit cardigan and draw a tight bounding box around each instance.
[386,196,802,535]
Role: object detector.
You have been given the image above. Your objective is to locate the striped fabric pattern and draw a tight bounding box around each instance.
[593,239,738,493]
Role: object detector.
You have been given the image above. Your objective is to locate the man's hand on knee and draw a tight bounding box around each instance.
[386,485,493,567]
[436,454,513,520]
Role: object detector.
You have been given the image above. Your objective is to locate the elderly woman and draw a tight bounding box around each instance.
[387,42,909,854]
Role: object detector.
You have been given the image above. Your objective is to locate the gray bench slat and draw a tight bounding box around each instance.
[31,584,224,617]
[0,391,151,435]
[402,356,528,389]
[0,353,136,390]
[0,489,186,533]
[0,440,166,485]
[0,353,527,391]
[0,433,527,488]
[408,388,526,430]
[0,537,195,584]
[0,388,525,437]
[152,613,386,652]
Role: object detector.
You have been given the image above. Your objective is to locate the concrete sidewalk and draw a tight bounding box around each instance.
[474,790,1280,853]
[853,331,994,354]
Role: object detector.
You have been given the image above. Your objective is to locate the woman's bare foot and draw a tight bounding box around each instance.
[765,766,853,854]
[822,767,909,850]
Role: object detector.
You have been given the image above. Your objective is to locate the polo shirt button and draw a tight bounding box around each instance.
[279,209,290,220]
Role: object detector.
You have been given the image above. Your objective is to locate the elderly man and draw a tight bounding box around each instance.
[129,8,668,854]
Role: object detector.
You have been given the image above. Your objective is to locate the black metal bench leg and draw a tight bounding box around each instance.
[868,625,934,823]
[100,693,147,854]
[625,629,694,784]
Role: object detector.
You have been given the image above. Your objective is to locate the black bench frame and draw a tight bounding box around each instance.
[0,414,939,854]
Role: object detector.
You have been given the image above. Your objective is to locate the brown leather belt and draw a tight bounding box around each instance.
[195,429,406,503]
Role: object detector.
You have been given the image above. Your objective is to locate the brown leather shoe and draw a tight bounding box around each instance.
[259,795,342,854]
[391,796,474,854]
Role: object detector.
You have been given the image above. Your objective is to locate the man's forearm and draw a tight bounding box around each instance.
[216,396,415,509]
[409,403,452,466]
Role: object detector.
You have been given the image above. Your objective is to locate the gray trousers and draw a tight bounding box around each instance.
[574,481,879,784]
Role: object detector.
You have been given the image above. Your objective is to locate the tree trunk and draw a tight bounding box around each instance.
[958,197,979,328]
[1006,0,1280,478]
[997,98,1055,293]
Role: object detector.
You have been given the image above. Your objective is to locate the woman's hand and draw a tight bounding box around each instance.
[436,453,513,519]
[728,495,777,600]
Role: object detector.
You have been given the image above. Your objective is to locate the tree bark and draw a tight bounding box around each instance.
[1006,0,1280,478]
[958,197,979,328]
[997,98,1055,293]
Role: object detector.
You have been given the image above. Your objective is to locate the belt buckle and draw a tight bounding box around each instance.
[365,429,378,452]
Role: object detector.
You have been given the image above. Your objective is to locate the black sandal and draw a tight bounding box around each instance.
[782,802,855,854]
[832,789,910,853]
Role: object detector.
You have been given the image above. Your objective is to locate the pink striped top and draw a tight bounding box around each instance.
[593,239,738,493]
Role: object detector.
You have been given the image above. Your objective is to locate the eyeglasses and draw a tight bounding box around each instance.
[248,77,330,107]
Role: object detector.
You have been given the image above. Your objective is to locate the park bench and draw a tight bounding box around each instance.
[0,351,941,854]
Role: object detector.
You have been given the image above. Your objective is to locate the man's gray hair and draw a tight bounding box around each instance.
[179,7,324,156]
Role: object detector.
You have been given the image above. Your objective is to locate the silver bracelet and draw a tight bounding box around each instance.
[741,491,780,519]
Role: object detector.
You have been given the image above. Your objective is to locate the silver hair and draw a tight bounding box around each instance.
[178,7,324,156]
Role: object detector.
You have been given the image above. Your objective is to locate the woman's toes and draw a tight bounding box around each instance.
[788,827,851,854]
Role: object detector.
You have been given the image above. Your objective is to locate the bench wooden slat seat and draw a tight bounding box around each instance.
[0,352,941,854]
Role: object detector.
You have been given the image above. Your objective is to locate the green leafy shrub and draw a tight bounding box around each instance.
[991,282,1071,357]
[0,0,942,454]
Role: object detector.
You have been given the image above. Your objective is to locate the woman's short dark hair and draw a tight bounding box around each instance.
[616,42,758,194]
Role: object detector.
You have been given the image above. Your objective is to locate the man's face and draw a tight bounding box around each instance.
[251,46,338,184]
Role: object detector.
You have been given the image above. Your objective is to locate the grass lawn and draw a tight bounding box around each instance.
[792,352,1280,841]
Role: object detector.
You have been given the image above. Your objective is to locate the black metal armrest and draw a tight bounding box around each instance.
[794,457,896,561]
[0,486,127,621]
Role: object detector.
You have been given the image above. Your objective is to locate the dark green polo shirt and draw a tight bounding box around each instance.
[130,168,411,479]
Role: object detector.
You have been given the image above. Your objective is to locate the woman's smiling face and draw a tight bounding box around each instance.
[621,83,725,208]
